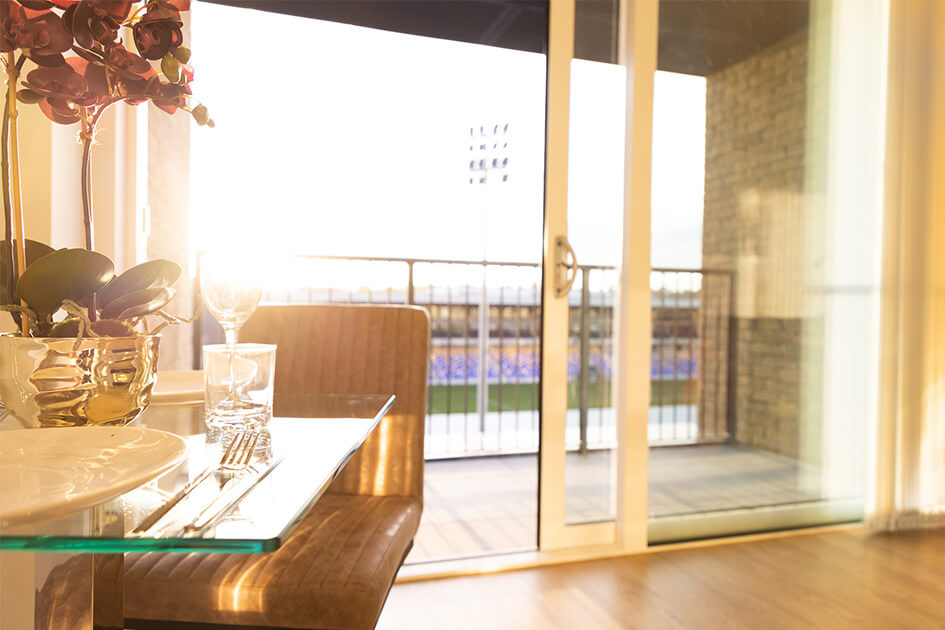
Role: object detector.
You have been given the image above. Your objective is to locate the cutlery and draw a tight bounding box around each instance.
[182,455,285,535]
[132,430,259,535]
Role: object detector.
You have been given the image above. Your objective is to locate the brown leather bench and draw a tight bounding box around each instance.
[124,304,430,629]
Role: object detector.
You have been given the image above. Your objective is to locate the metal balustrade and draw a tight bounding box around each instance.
[195,255,735,456]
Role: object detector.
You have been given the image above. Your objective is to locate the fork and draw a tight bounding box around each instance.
[183,452,284,535]
[133,430,260,534]
[217,430,260,472]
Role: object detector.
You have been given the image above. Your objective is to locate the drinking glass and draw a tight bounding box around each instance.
[204,343,275,429]
[199,253,264,416]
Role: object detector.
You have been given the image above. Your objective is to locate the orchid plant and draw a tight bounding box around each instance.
[1,0,209,338]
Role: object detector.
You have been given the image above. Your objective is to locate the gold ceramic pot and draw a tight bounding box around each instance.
[0,334,159,428]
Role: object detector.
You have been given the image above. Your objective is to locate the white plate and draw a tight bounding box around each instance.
[0,427,187,527]
[152,370,204,407]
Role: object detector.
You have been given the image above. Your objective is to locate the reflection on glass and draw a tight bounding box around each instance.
[648,0,885,539]
[563,59,626,525]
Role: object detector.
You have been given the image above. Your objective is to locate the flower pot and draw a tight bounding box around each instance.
[0,334,160,428]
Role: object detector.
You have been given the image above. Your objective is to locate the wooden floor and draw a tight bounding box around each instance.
[380,528,945,629]
[409,444,824,562]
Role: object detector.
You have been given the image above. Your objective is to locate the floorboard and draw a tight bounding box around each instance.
[379,528,945,629]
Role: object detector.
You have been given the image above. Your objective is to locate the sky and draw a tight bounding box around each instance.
[650,72,705,269]
[190,4,706,285]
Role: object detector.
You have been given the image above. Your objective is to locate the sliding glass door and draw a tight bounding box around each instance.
[190,0,660,560]
[538,0,655,553]
[647,0,888,542]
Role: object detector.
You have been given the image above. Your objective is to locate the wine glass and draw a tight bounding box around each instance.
[200,253,264,414]
[200,253,263,347]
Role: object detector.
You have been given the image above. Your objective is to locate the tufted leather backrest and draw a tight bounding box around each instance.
[241,304,429,501]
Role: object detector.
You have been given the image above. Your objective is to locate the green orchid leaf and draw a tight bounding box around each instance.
[90,319,138,337]
[97,259,181,306]
[100,286,176,320]
[48,318,81,337]
[16,249,114,319]
[49,318,137,338]
[0,239,57,304]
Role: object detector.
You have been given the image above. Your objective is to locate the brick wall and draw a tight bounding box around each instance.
[700,31,808,457]
[733,318,802,455]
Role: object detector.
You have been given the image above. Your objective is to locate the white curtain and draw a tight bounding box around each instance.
[868,0,945,531]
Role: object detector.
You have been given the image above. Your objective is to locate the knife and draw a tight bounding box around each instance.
[132,466,217,534]
[182,456,285,535]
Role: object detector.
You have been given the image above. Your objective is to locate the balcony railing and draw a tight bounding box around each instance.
[195,255,735,458]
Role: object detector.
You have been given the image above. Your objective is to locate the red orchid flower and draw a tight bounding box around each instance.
[21,56,108,123]
[132,1,182,60]
[15,1,79,9]
[62,0,133,49]
[0,3,73,66]
[102,43,153,79]
[8,0,209,127]
[146,79,190,114]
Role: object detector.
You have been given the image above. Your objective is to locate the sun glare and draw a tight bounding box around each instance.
[190,4,706,292]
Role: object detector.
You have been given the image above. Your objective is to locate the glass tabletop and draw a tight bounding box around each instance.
[0,394,394,554]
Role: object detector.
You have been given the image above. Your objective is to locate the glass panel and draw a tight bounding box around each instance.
[191,3,547,561]
[648,0,886,539]
[0,396,392,553]
[649,269,705,444]
[563,57,626,524]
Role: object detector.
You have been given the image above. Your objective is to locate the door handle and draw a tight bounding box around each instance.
[554,236,578,298]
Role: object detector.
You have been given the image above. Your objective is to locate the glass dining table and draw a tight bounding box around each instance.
[0,393,394,629]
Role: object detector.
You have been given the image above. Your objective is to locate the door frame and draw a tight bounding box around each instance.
[538,0,658,553]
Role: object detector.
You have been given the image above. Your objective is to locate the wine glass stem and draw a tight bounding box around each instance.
[223,324,241,401]
[224,324,240,349]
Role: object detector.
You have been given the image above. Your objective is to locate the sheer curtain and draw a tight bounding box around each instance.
[868,0,945,532]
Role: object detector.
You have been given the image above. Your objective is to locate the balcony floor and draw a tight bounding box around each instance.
[407,443,824,563]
